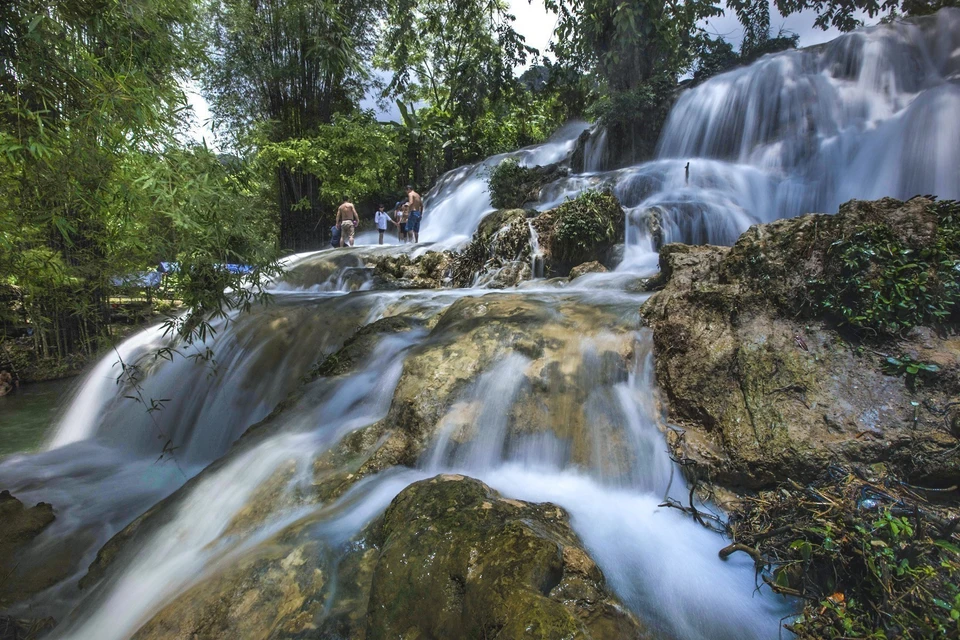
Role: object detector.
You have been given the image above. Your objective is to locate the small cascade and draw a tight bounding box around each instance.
[420,121,589,245]
[583,127,608,173]
[526,219,545,279]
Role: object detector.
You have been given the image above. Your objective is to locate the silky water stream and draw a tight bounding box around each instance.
[3,10,959,639]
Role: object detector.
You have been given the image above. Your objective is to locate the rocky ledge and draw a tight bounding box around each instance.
[642,197,960,490]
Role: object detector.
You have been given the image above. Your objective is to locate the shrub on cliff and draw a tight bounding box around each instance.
[552,190,624,265]
[813,199,960,336]
[488,158,540,209]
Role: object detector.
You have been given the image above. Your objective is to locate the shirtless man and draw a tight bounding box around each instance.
[405,185,423,243]
[336,197,360,247]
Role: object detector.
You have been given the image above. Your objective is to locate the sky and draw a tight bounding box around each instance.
[186,0,876,149]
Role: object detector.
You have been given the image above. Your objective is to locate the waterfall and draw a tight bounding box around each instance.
[419,121,589,246]
[583,127,608,173]
[3,11,959,639]
[527,219,545,279]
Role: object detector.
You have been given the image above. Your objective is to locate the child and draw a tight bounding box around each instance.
[397,204,410,243]
[374,204,390,245]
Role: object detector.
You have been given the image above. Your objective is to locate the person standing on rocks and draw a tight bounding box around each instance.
[374,204,391,245]
[405,185,423,243]
[336,197,360,247]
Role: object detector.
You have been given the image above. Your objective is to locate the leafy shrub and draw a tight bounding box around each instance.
[552,190,623,264]
[487,158,542,209]
[813,200,960,336]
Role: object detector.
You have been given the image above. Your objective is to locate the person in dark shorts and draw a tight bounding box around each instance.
[397,204,410,243]
[374,204,390,245]
[405,185,423,243]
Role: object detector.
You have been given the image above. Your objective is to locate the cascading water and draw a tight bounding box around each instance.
[420,120,589,246]
[536,10,960,273]
[3,12,959,639]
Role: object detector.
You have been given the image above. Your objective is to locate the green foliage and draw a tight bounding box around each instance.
[487,159,542,209]
[731,468,960,640]
[586,74,677,161]
[257,112,400,212]
[544,0,721,163]
[379,0,533,126]
[693,31,799,83]
[882,355,940,389]
[378,0,569,179]
[203,0,385,250]
[788,509,960,638]
[552,191,623,264]
[730,0,958,36]
[813,202,960,336]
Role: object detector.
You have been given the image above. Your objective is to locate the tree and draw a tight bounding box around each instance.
[204,0,384,251]
[0,0,200,357]
[729,0,958,37]
[1,0,280,361]
[544,0,723,164]
[378,0,538,173]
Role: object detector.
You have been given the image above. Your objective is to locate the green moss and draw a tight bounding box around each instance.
[366,475,646,640]
[552,190,624,265]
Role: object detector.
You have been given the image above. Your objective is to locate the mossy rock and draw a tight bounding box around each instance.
[543,191,625,271]
[488,159,566,209]
[0,491,60,608]
[642,198,960,489]
[366,474,650,640]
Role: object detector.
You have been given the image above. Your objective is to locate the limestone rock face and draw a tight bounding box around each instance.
[642,198,960,489]
[365,475,650,640]
[0,491,58,608]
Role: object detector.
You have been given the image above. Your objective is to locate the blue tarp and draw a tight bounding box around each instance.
[157,262,252,275]
[110,271,162,288]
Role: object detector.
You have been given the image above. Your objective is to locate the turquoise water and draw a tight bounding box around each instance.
[0,378,73,456]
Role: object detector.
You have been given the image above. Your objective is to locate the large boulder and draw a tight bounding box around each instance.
[366,475,649,640]
[117,476,648,640]
[642,198,960,489]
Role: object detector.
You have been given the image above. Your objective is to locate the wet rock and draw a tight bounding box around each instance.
[117,476,648,640]
[569,261,608,280]
[0,371,13,397]
[642,198,960,489]
[383,295,637,468]
[0,491,59,608]
[452,209,532,287]
[366,475,650,640]
[132,536,330,640]
[0,615,56,639]
[373,251,452,290]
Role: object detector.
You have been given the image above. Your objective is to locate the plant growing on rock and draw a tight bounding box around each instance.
[488,158,541,209]
[551,190,624,265]
[487,158,566,209]
[726,467,960,639]
[813,200,960,337]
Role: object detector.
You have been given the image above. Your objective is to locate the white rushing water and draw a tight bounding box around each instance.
[426,9,960,271]
[3,11,959,639]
